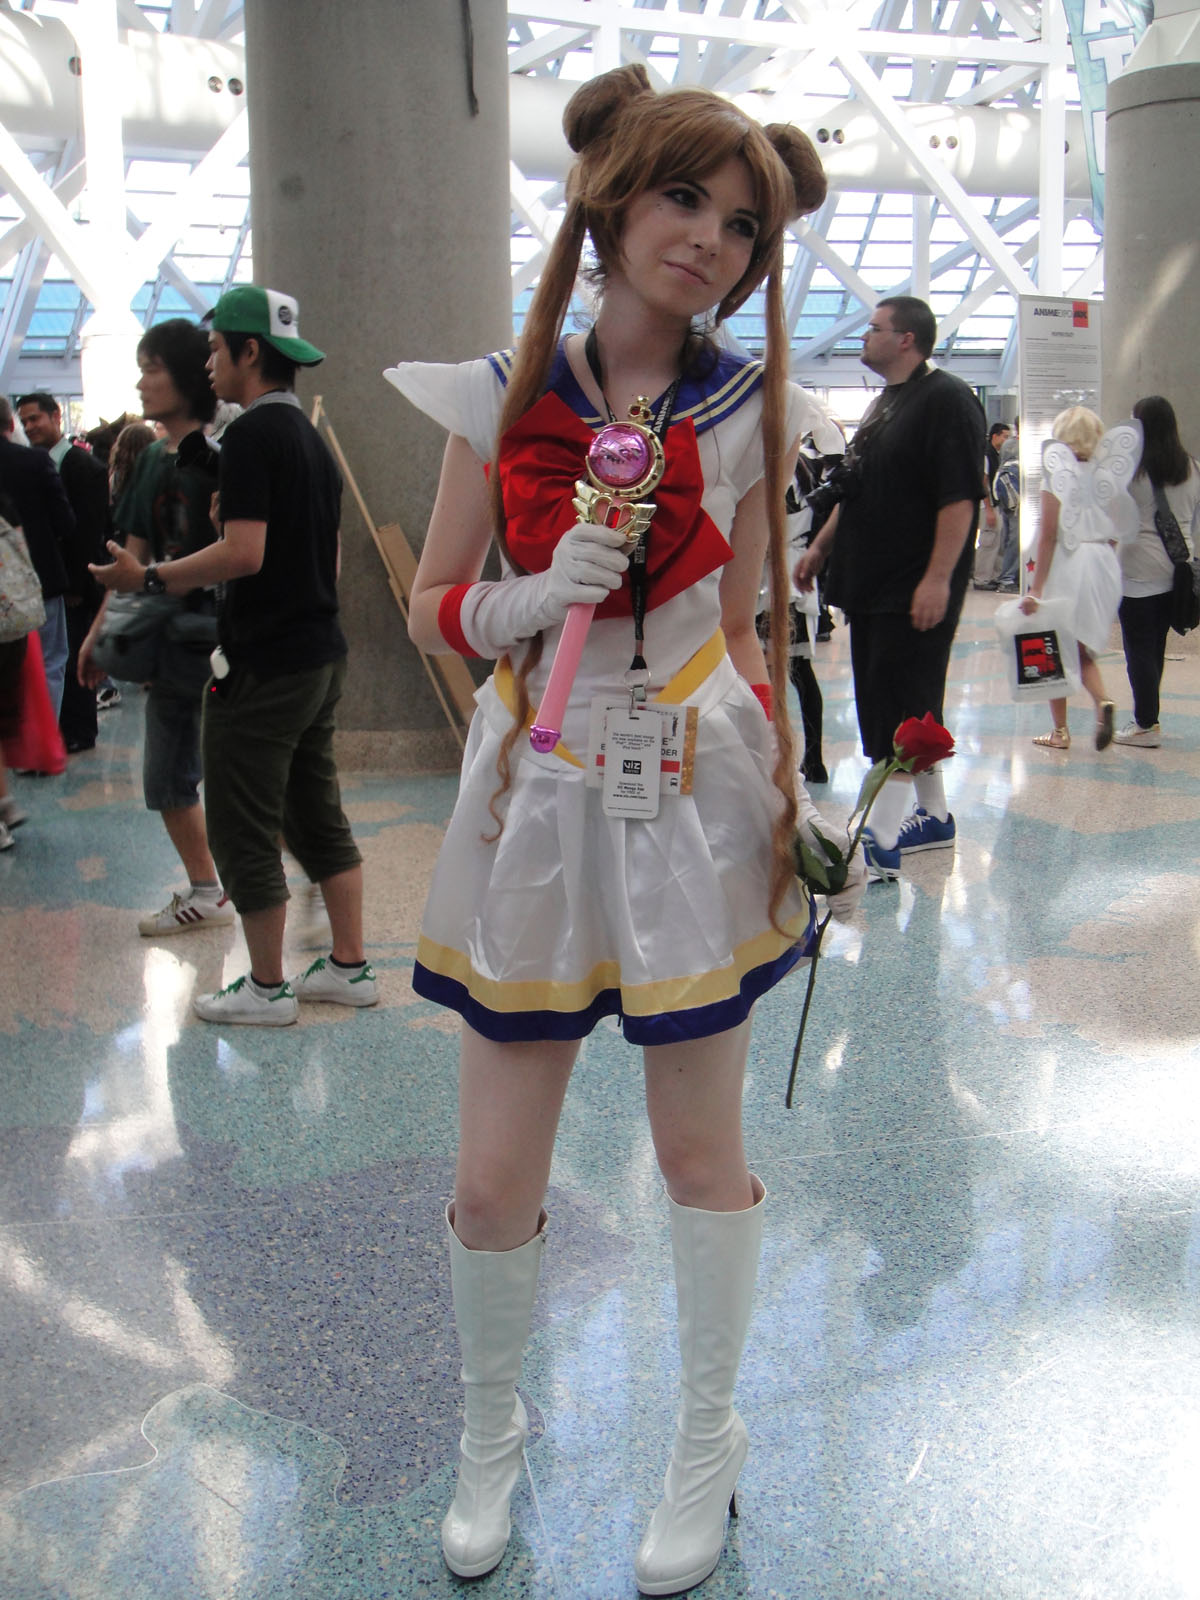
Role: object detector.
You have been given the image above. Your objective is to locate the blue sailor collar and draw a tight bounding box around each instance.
[486,339,764,438]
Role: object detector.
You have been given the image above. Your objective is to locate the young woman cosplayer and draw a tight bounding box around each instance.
[1020,406,1141,752]
[387,65,861,1594]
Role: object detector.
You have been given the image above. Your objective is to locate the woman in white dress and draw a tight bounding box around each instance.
[387,64,858,1596]
[1019,406,1141,751]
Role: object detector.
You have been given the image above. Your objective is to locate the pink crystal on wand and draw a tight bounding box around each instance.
[587,423,655,491]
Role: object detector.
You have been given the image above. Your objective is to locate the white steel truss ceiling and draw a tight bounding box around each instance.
[0,0,1100,408]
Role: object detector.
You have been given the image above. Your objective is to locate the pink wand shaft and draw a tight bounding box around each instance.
[529,601,594,752]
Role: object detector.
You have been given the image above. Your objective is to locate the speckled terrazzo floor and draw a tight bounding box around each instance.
[2,590,1200,1600]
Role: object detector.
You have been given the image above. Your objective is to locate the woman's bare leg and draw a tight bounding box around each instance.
[452,1023,579,1249]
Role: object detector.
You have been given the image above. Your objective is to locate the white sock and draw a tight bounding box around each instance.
[869,776,914,849]
[190,881,223,901]
[914,767,948,821]
[248,975,284,997]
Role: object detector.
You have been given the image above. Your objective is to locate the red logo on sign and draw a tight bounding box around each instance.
[1073,301,1089,327]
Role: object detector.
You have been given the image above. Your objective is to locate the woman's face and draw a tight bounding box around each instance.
[613,154,761,323]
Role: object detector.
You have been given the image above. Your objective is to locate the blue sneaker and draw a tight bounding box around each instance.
[862,825,901,882]
[896,807,956,854]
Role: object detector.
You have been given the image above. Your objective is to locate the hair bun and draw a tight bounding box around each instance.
[564,64,653,154]
[764,123,827,217]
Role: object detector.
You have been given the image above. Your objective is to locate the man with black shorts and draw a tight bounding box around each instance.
[91,287,373,1024]
[796,295,985,880]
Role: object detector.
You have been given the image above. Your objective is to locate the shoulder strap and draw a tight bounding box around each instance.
[1152,483,1189,564]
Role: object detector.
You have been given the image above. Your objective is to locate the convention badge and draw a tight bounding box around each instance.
[601,708,662,819]
[587,698,695,796]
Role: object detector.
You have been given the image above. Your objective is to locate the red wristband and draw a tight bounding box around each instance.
[750,681,773,721]
[437,584,481,659]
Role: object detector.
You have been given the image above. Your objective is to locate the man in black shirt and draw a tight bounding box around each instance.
[91,287,373,1025]
[796,296,985,880]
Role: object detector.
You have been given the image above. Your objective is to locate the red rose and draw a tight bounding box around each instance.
[892,714,955,773]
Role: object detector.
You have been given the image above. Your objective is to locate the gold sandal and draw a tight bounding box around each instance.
[1033,726,1070,750]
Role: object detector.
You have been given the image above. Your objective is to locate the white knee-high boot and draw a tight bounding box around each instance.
[441,1205,547,1579]
[634,1178,765,1597]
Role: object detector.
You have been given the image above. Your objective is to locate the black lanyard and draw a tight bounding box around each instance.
[583,329,683,691]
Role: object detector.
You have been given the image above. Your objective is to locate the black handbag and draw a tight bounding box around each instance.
[1152,486,1200,636]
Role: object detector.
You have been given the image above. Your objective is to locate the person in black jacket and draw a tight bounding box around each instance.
[18,393,110,750]
[0,398,76,721]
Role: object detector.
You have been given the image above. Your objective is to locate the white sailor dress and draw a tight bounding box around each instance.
[386,342,828,1046]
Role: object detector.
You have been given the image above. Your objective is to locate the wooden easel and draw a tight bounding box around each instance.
[310,396,475,750]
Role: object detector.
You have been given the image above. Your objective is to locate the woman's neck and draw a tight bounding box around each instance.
[585,293,691,418]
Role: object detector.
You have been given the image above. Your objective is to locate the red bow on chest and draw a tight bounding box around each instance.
[497,391,731,619]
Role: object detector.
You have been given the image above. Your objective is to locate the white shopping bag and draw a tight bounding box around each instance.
[993,597,1081,702]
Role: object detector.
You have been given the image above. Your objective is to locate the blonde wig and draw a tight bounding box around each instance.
[1051,405,1105,462]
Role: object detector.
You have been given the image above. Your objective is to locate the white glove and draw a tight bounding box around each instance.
[795,790,867,921]
[459,520,630,658]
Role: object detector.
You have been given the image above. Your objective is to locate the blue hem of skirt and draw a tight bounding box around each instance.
[411,908,816,1046]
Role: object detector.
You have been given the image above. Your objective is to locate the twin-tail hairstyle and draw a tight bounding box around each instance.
[483,62,827,930]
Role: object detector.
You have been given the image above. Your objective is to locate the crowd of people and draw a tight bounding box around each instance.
[0,62,1196,1596]
[1,293,376,1024]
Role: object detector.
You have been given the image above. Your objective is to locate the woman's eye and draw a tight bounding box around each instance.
[664,186,699,209]
[729,217,758,240]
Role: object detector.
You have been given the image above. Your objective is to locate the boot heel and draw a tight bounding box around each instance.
[729,1490,738,1518]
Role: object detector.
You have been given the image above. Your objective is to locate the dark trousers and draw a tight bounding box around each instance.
[847,601,963,762]
[1118,589,1174,729]
[58,596,99,751]
[789,654,824,775]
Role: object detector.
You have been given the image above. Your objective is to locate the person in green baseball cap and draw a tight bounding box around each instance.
[207,285,325,366]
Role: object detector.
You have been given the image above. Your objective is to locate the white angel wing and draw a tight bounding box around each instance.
[1091,420,1143,542]
[1042,440,1085,549]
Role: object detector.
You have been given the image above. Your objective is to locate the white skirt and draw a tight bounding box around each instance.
[1043,541,1121,655]
[411,644,813,1045]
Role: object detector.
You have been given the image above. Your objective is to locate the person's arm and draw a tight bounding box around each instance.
[719,474,773,690]
[77,533,150,686]
[793,502,839,590]
[409,433,497,654]
[89,520,266,594]
[1019,491,1060,612]
[910,498,975,630]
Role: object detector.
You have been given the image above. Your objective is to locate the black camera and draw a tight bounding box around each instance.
[804,455,861,529]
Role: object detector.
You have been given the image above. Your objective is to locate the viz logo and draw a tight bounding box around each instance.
[622,759,642,775]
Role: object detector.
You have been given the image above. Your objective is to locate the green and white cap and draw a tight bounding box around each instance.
[209,286,325,366]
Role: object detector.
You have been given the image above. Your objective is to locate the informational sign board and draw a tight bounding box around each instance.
[1013,296,1103,583]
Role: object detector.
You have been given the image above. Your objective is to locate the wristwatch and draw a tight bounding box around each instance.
[143,564,167,595]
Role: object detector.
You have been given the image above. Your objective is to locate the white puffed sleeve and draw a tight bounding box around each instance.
[785,382,845,456]
[383,357,505,463]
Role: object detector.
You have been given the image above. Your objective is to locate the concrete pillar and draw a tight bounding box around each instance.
[1104,58,1200,440]
[242,0,511,769]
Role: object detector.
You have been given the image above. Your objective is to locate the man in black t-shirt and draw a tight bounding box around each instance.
[796,296,985,881]
[90,287,373,1026]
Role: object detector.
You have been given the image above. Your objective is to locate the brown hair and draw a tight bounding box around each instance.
[108,421,156,503]
[485,65,826,929]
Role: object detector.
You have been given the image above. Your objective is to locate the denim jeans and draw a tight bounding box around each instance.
[37,596,68,719]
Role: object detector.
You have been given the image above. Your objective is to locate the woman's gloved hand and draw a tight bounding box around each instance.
[460,520,631,656]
